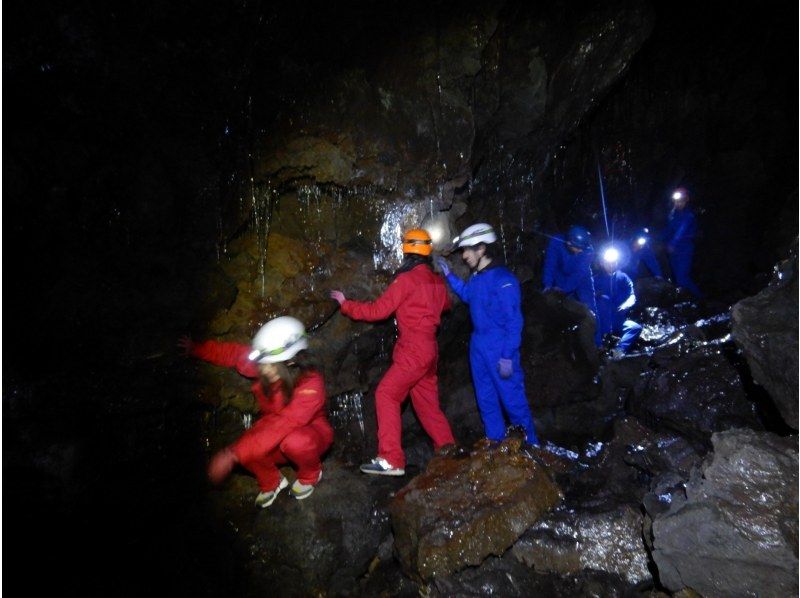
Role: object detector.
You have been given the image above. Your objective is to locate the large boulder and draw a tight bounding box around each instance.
[650,428,798,598]
[390,439,562,581]
[627,342,762,443]
[731,247,799,429]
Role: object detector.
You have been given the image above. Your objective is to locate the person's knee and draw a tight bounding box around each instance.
[627,320,642,333]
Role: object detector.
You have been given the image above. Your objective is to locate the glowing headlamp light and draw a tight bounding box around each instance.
[672,191,684,200]
[602,247,620,263]
[636,237,647,247]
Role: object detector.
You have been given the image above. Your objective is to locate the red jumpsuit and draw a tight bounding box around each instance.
[191,341,334,491]
[341,263,455,468]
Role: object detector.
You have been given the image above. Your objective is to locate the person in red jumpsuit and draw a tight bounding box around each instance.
[179,316,333,508]
[330,228,455,476]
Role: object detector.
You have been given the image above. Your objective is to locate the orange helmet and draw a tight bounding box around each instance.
[402,229,433,256]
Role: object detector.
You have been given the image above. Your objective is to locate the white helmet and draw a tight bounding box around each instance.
[248,316,308,363]
[453,223,497,247]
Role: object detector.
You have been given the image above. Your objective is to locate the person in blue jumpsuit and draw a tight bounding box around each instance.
[626,227,663,280]
[664,187,702,298]
[542,225,599,345]
[595,247,643,358]
[436,223,539,446]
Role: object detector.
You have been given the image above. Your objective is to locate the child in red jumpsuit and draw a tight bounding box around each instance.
[330,229,455,476]
[180,316,333,508]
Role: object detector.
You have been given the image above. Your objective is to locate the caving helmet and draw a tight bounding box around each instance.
[566,225,593,251]
[248,316,308,364]
[402,229,433,256]
[453,223,497,248]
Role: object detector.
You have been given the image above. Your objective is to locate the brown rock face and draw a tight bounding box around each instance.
[390,439,563,581]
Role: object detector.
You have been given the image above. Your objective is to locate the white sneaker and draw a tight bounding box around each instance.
[359,457,405,476]
[254,476,289,508]
[291,470,323,500]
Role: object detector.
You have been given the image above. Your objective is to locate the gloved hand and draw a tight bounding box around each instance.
[497,358,513,379]
[177,335,194,356]
[330,290,346,305]
[434,256,451,276]
[208,447,238,485]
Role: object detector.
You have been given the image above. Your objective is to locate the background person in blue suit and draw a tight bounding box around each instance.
[664,187,702,299]
[626,227,663,280]
[542,225,599,344]
[436,223,539,447]
[595,247,643,359]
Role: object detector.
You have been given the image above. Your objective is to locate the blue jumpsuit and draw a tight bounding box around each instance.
[445,264,539,445]
[664,207,702,298]
[542,236,597,315]
[594,269,642,353]
[627,239,663,279]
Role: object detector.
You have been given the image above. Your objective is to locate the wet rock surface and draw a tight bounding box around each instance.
[390,438,562,581]
[650,428,798,598]
[513,504,651,586]
[731,247,799,429]
[209,461,405,596]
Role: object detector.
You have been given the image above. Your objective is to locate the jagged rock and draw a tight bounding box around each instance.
[430,553,636,597]
[627,343,762,443]
[520,290,606,440]
[568,416,702,510]
[731,248,799,429]
[390,438,562,581]
[650,428,798,598]
[209,462,404,595]
[512,504,651,587]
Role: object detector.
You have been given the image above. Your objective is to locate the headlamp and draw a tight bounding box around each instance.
[636,237,647,247]
[672,191,684,200]
[602,247,620,263]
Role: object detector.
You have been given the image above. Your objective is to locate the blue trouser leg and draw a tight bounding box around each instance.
[497,353,538,445]
[616,319,642,353]
[640,246,663,277]
[472,339,539,445]
[595,295,614,346]
[669,249,702,299]
[469,342,506,442]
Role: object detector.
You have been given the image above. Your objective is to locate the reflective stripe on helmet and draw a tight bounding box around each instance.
[248,332,308,362]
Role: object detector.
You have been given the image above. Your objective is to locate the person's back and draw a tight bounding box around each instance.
[542,230,596,314]
[393,263,450,339]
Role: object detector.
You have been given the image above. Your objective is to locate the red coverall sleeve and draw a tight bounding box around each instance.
[191,340,259,378]
[231,375,326,462]
[340,277,406,322]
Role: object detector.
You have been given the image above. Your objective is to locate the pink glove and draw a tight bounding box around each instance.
[498,358,513,379]
[177,335,194,356]
[208,448,238,485]
[330,290,346,305]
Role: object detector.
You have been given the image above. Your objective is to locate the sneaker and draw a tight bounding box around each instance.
[254,476,289,509]
[359,457,405,476]
[291,471,322,500]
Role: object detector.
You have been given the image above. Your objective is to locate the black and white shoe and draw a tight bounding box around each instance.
[359,457,405,476]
